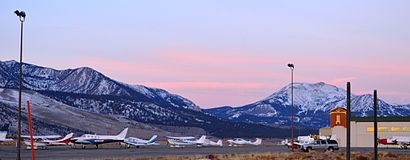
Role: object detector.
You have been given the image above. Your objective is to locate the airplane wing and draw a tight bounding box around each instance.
[24,141,47,146]
[22,135,62,139]
[126,137,144,141]
[167,136,195,140]
[124,141,157,146]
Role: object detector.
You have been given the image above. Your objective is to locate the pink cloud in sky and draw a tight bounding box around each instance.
[141,82,265,89]
[161,49,281,65]
[76,51,290,83]
[329,77,356,86]
[381,91,410,105]
[70,48,410,107]
[2,1,410,108]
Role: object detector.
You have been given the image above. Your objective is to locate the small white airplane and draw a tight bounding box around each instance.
[123,135,158,148]
[0,131,13,142]
[71,128,128,149]
[379,136,410,149]
[227,138,262,146]
[167,135,206,147]
[23,133,74,150]
[202,138,223,147]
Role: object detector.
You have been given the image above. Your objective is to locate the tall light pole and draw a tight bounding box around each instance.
[287,63,294,148]
[15,10,26,160]
[374,90,378,160]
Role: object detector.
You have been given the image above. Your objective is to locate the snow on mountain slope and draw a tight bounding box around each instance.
[130,84,200,111]
[0,60,200,111]
[0,88,177,137]
[0,87,301,138]
[0,60,300,138]
[264,82,346,112]
[205,82,410,128]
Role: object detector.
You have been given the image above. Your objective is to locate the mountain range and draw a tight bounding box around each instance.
[0,60,304,138]
[205,82,410,128]
[0,88,183,138]
[1,60,408,138]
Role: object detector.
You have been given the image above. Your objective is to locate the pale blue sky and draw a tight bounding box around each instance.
[1,1,410,107]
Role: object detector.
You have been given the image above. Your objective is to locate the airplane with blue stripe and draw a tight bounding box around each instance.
[71,128,128,149]
[123,135,158,148]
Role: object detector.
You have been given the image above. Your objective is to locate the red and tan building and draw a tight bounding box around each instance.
[321,107,410,147]
[330,107,347,128]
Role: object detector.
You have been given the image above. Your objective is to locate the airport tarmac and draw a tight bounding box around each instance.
[0,145,409,160]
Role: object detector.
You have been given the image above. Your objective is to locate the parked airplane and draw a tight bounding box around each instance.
[0,131,13,142]
[123,135,158,148]
[379,136,410,149]
[227,138,262,146]
[202,138,223,147]
[0,124,13,142]
[23,133,74,150]
[71,128,128,149]
[167,135,206,147]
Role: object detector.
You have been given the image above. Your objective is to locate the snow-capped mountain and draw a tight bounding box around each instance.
[205,82,410,128]
[0,88,188,137]
[0,60,300,138]
[0,60,200,111]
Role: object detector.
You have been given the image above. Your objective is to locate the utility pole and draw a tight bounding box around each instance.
[346,82,351,160]
[374,90,378,160]
[14,10,26,160]
[287,63,294,151]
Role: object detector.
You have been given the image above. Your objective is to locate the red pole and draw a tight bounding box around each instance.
[27,101,35,160]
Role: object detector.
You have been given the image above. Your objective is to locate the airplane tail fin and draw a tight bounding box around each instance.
[147,135,158,144]
[378,138,387,145]
[217,140,223,146]
[117,128,129,140]
[198,135,206,143]
[253,138,262,145]
[59,133,74,144]
[0,131,7,140]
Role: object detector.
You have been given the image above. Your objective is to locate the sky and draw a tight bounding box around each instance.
[1,0,410,108]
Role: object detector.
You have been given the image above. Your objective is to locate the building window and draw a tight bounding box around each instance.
[336,115,341,125]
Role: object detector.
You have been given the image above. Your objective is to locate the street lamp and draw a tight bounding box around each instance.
[287,63,294,148]
[14,10,26,160]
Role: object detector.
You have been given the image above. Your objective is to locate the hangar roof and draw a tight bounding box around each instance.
[351,117,410,122]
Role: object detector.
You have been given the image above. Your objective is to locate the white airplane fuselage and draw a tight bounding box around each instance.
[71,128,128,148]
[202,139,223,147]
[227,138,262,146]
[168,139,201,146]
[72,135,123,144]
[123,135,158,147]
[167,136,206,147]
[24,133,74,149]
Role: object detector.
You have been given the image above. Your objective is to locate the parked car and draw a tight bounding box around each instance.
[300,139,339,152]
